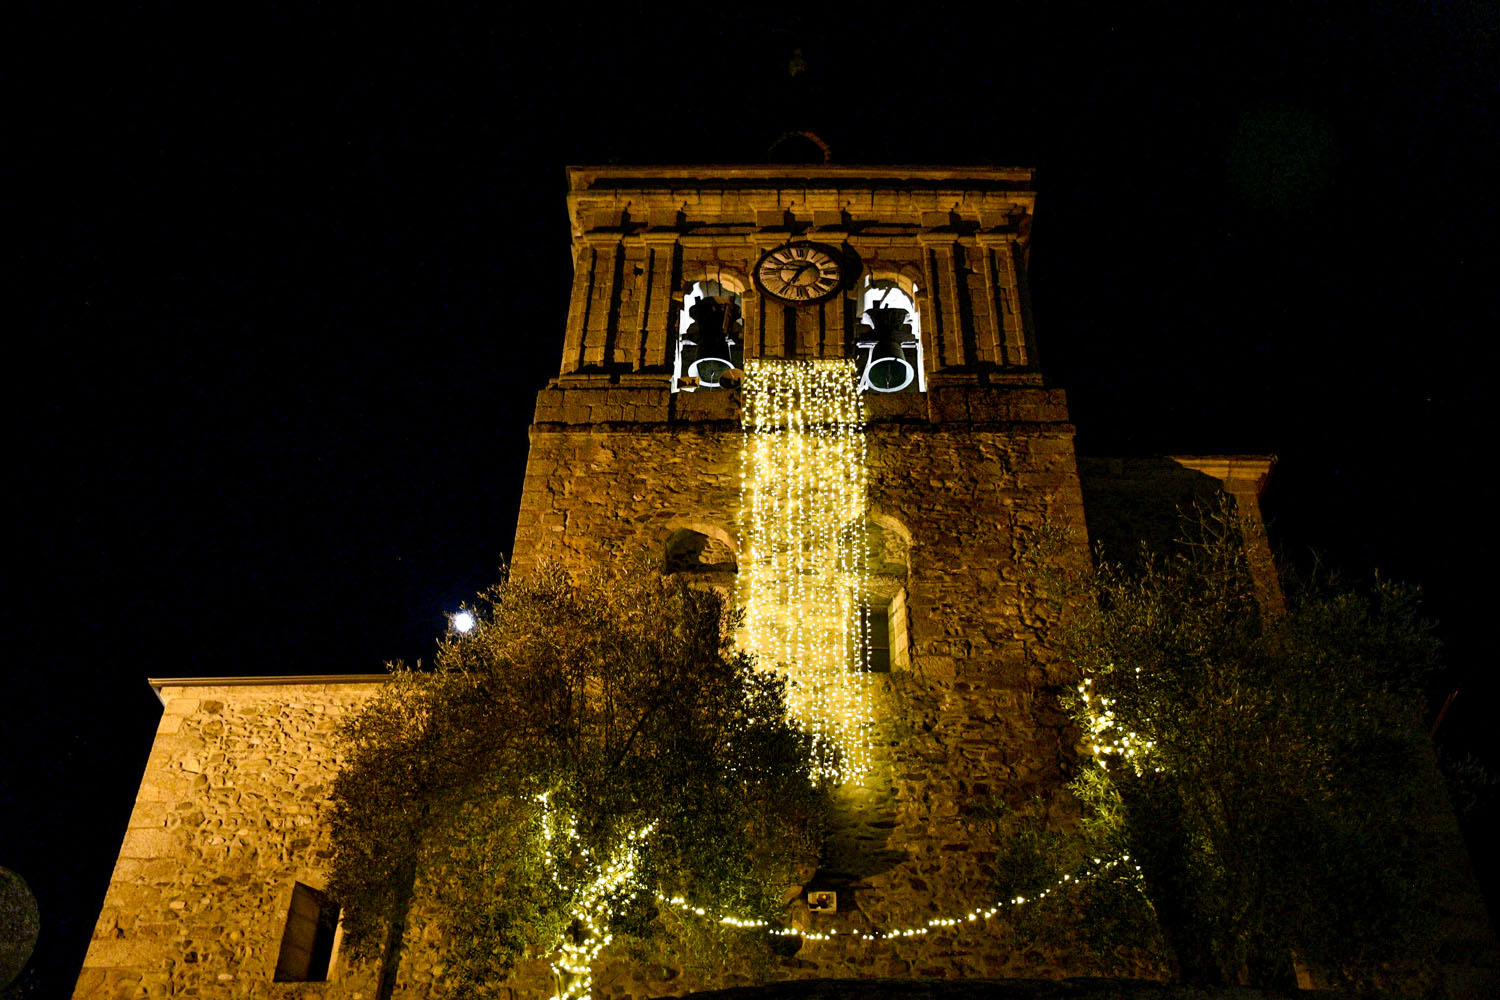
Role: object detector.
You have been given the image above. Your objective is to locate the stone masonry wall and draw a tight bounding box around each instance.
[504,382,1104,997]
[75,157,1495,997]
[73,681,388,1000]
[80,420,1320,999]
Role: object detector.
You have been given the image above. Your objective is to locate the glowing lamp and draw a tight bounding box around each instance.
[451,611,476,634]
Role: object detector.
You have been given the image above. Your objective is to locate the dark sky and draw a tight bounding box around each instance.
[9,4,1498,992]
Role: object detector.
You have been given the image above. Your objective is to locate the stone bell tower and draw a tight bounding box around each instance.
[511,164,1098,987]
[514,164,1059,574]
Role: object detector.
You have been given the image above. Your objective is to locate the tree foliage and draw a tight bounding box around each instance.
[326,566,826,994]
[1061,503,1444,988]
[981,794,1170,977]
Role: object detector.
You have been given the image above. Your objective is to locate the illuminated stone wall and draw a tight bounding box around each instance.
[509,376,1099,995]
[73,681,388,999]
[503,166,1165,994]
[71,681,563,1000]
[558,166,1039,381]
[501,168,1096,994]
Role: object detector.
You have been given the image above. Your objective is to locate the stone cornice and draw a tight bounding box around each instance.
[568,164,1036,190]
[1167,455,1278,496]
[148,674,390,705]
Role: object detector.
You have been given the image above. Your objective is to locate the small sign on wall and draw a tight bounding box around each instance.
[808,890,837,913]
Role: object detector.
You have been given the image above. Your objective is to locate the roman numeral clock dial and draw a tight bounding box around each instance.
[754,242,845,304]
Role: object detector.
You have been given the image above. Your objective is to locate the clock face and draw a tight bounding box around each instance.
[754,242,844,304]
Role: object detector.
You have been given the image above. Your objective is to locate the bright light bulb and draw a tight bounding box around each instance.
[451,611,476,634]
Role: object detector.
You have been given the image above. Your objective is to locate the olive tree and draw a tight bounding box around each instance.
[326,566,826,998]
[1060,504,1444,989]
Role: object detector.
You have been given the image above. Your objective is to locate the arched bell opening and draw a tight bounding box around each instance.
[673,280,744,392]
[855,277,925,394]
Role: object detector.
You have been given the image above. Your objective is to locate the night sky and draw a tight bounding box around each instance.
[10,5,1498,992]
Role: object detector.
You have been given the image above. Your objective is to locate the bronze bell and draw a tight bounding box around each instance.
[684,296,739,387]
[858,306,916,392]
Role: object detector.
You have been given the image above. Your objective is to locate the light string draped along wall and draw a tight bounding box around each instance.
[739,359,872,785]
[659,851,1144,941]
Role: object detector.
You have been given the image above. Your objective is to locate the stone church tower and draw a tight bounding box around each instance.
[75,164,1282,999]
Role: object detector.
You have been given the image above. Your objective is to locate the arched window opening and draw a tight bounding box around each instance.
[856,278,925,394]
[663,527,738,576]
[673,280,744,392]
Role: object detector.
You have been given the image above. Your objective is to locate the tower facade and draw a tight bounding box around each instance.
[508,165,1101,991]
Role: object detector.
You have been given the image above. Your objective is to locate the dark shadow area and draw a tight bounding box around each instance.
[806,789,909,915]
[663,529,738,576]
[1076,457,1233,568]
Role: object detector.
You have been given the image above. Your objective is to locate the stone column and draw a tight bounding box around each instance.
[919,237,964,369]
[977,234,1014,368]
[560,245,595,375]
[579,236,621,370]
[614,241,649,371]
[997,236,1030,367]
[639,234,680,372]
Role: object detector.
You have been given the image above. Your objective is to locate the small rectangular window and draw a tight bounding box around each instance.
[274,882,338,982]
[866,608,892,673]
[858,588,909,673]
[888,587,910,670]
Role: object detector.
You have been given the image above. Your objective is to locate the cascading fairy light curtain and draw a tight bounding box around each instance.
[740,359,871,783]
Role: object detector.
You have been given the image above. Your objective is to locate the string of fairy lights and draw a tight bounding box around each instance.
[544,824,1141,1000]
[530,681,1152,1000]
[659,851,1142,942]
[537,793,657,1000]
[1077,674,1158,773]
[536,358,881,1000]
[739,359,873,783]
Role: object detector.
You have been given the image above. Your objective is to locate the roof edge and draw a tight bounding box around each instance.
[1167,455,1278,495]
[567,164,1037,189]
[149,673,390,693]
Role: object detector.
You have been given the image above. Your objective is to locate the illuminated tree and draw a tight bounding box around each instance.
[1063,504,1444,989]
[326,566,826,999]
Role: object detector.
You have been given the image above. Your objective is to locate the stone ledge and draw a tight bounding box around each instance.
[148,674,389,689]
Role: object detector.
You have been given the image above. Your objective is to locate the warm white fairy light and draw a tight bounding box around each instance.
[522,360,873,996]
[528,679,1151,1000]
[529,361,1173,994]
[657,853,1144,943]
[1077,676,1158,773]
[536,793,656,1000]
[739,359,872,783]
